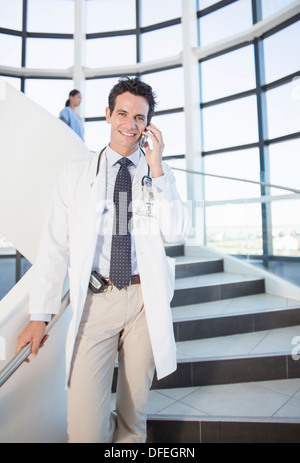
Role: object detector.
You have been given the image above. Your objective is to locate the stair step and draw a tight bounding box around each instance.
[172,294,300,341]
[174,256,224,278]
[111,377,300,442]
[147,378,300,421]
[146,416,300,443]
[172,273,265,307]
[151,325,300,390]
[165,243,185,257]
[112,325,300,393]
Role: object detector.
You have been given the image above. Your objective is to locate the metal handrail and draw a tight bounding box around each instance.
[172,166,300,195]
[0,290,70,388]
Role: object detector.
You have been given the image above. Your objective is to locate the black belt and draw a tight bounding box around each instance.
[102,275,140,286]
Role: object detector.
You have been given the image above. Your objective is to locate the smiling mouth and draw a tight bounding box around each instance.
[119,130,136,138]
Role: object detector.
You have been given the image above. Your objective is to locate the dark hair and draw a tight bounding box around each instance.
[108,77,157,124]
[65,89,80,107]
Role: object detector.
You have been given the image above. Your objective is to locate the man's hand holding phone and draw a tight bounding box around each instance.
[142,123,164,179]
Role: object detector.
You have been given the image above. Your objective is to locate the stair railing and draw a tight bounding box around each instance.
[171,166,300,195]
[0,290,70,388]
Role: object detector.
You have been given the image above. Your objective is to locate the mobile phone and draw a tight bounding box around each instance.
[139,134,148,148]
[89,271,106,293]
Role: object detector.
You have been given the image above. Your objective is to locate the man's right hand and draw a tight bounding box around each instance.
[16,321,49,363]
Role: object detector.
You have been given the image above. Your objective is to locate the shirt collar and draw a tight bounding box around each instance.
[106,145,140,168]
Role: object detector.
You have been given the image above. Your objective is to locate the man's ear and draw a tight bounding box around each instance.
[105,107,111,124]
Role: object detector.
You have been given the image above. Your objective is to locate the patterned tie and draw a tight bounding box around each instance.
[109,157,132,290]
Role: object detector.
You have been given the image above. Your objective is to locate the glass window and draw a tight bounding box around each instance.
[272,199,300,256]
[199,0,253,47]
[26,38,74,69]
[266,81,300,140]
[0,33,22,67]
[202,96,259,152]
[204,148,261,201]
[151,112,185,157]
[261,0,296,19]
[0,0,23,30]
[142,68,184,111]
[263,21,300,84]
[269,139,300,196]
[164,157,187,201]
[27,0,74,34]
[141,24,182,62]
[86,0,136,33]
[201,45,256,102]
[141,0,182,27]
[198,0,220,9]
[86,35,136,68]
[205,203,263,255]
[85,76,121,118]
[0,257,16,299]
[84,120,111,153]
[25,78,74,118]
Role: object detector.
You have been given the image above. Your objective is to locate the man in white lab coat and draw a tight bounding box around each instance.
[16,77,190,443]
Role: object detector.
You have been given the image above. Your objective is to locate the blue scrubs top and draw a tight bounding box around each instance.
[59,106,85,141]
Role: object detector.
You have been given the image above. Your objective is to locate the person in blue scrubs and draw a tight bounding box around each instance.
[59,89,85,141]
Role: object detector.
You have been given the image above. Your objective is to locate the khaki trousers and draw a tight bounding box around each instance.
[67,283,155,443]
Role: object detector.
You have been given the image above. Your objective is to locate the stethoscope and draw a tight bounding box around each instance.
[95,146,154,216]
[96,146,152,188]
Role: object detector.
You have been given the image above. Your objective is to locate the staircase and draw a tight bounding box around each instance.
[144,244,300,443]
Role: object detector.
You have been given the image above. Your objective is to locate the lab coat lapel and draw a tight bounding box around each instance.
[77,151,106,293]
[85,150,106,251]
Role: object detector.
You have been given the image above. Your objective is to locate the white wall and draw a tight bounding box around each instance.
[0,78,90,443]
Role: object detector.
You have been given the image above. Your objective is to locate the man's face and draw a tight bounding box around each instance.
[106,91,149,156]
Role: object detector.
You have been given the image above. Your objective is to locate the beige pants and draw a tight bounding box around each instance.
[67,283,155,443]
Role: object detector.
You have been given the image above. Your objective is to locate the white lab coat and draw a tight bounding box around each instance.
[29,150,190,384]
